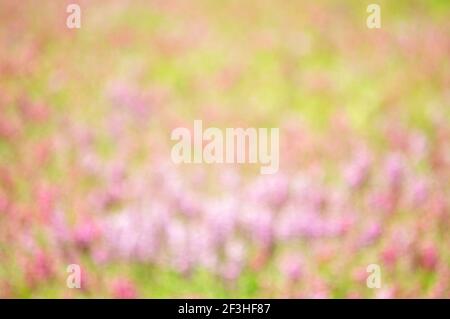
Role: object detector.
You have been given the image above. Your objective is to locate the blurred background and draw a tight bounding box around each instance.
[0,0,449,298]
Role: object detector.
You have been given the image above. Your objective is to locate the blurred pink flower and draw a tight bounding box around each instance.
[381,245,399,267]
[245,207,274,248]
[369,191,395,214]
[384,153,405,188]
[409,178,429,207]
[279,254,303,282]
[344,150,371,189]
[417,244,439,271]
[376,287,396,299]
[74,219,100,249]
[248,174,289,208]
[111,278,138,299]
[25,250,54,287]
[360,222,382,246]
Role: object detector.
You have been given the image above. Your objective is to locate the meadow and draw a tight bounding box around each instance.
[0,0,449,298]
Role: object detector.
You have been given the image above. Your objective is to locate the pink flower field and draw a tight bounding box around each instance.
[0,0,449,298]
